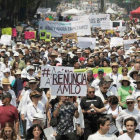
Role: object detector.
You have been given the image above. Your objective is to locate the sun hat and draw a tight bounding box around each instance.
[1,92,12,99]
[29,78,37,83]
[119,76,130,83]
[2,78,11,85]
[14,52,19,57]
[126,95,135,102]
[129,70,138,78]
[111,62,119,67]
[3,68,10,73]
[15,69,21,75]
[104,76,113,82]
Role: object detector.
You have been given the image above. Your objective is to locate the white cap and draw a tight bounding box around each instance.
[21,72,27,78]
[5,52,10,57]
[14,52,19,57]
[3,68,10,73]
[28,65,34,71]
[1,49,6,52]
[126,95,135,102]
[103,49,108,52]
[33,113,45,120]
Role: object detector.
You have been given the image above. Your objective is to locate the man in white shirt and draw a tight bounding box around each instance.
[118,117,140,140]
[107,63,123,90]
[116,96,140,135]
[88,116,118,140]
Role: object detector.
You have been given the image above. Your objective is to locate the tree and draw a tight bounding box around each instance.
[0,0,44,27]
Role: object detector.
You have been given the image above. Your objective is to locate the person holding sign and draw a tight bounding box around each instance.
[53,96,79,140]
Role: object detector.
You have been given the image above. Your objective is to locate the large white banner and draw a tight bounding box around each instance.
[123,39,137,50]
[78,37,96,49]
[37,8,51,14]
[41,66,74,88]
[0,35,11,45]
[89,14,110,27]
[51,73,87,96]
[110,37,123,48]
[39,20,91,37]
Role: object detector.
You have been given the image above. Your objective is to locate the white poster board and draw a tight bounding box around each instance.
[41,66,74,88]
[44,127,55,140]
[78,37,96,49]
[110,37,123,48]
[123,39,137,50]
[89,14,110,27]
[0,35,11,45]
[101,20,112,30]
[51,73,87,96]
[39,19,91,37]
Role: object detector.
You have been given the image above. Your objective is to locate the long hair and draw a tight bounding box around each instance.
[25,124,47,140]
[0,122,17,140]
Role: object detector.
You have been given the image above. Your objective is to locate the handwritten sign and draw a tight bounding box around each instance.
[51,73,87,96]
[24,31,35,39]
[40,66,74,88]
[62,33,77,41]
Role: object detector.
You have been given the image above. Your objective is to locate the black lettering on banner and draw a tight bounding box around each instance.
[52,74,58,85]
[45,78,50,86]
[75,85,81,94]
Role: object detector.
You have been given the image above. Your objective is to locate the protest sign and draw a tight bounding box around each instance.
[16,26,23,32]
[2,28,12,35]
[107,30,113,35]
[89,14,110,27]
[39,19,91,37]
[123,39,137,50]
[45,32,51,42]
[24,31,35,39]
[0,35,11,45]
[12,28,17,37]
[110,37,123,48]
[40,30,46,40]
[37,8,51,14]
[41,66,74,88]
[44,127,55,140]
[51,73,87,96]
[101,21,112,30]
[29,31,36,41]
[78,37,96,49]
[62,33,77,41]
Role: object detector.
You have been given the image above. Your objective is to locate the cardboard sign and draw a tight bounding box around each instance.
[51,73,87,96]
[39,19,91,37]
[107,30,113,35]
[12,28,17,37]
[2,28,12,35]
[24,31,35,39]
[45,32,51,42]
[40,30,46,40]
[41,66,74,88]
[16,26,23,32]
[0,35,11,45]
[78,37,96,49]
[62,33,77,41]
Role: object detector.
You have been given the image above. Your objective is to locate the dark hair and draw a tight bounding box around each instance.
[97,116,110,129]
[122,80,130,86]
[25,124,47,140]
[87,86,95,92]
[99,79,108,87]
[124,117,137,126]
[108,95,118,105]
[0,122,17,140]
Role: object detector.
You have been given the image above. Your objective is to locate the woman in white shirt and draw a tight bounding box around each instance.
[26,90,44,130]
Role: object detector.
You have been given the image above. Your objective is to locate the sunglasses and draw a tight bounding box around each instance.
[122,71,128,73]
[29,69,34,71]
[88,91,95,94]
[137,100,140,103]
[103,87,108,89]
[126,102,134,105]
[30,83,36,85]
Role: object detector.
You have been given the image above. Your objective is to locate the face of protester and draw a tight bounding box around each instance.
[87,87,95,98]
[103,61,108,67]
[29,82,37,90]
[122,69,128,76]
[134,64,140,71]
[125,121,136,133]
[132,72,138,80]
[74,62,80,69]
[28,69,34,75]
[122,80,129,87]
[112,66,118,73]
[87,59,93,66]
[2,84,9,91]
[100,120,110,134]
[100,84,109,93]
[95,56,99,62]
[137,83,140,89]
[100,53,104,59]
[61,96,69,103]
[14,56,19,62]
[120,61,125,67]
[0,51,5,56]
[87,73,93,81]
[137,97,140,108]
[2,97,10,105]
[32,126,42,138]
[4,72,10,78]
[4,126,13,138]
[50,55,57,61]
[98,71,104,79]
[126,101,135,110]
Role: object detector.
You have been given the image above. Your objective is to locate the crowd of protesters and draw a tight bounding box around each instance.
[1,3,140,140]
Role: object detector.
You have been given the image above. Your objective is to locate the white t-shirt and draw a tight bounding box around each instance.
[88,131,118,140]
[118,133,140,140]
[105,105,122,116]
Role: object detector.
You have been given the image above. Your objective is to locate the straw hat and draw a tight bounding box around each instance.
[103,76,113,82]
[119,76,130,83]
[15,69,21,75]
[111,62,119,67]
[2,78,10,85]
[129,70,138,78]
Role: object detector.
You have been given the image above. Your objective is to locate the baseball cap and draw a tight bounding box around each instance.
[14,52,19,57]
[33,113,45,120]
[98,69,104,73]
[126,95,135,102]
[3,68,10,73]
[79,57,86,61]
